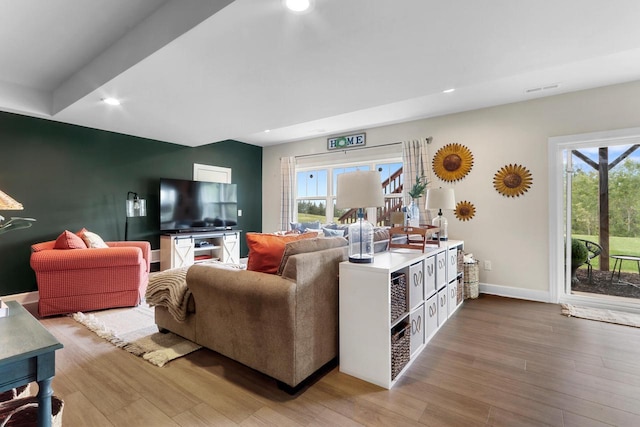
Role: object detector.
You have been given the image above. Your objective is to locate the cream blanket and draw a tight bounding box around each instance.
[145,267,191,322]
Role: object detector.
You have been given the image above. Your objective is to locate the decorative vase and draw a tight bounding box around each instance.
[408,199,420,227]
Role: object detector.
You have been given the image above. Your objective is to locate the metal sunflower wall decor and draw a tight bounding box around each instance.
[493,163,533,197]
[432,143,474,182]
[454,200,476,221]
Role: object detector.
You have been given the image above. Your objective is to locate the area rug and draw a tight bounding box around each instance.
[72,303,201,366]
[560,303,640,328]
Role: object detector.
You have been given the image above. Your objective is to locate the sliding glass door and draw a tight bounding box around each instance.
[550,127,640,310]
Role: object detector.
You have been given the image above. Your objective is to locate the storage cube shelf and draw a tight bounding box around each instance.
[339,240,464,388]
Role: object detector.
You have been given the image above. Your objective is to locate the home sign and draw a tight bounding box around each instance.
[327,132,366,151]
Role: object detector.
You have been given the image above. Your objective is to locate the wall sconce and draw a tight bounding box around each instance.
[125,191,147,240]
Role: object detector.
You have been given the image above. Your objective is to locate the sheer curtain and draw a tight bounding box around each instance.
[402,138,432,224]
[280,156,296,231]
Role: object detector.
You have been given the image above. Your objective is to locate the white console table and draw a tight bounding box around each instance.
[160,230,241,270]
[339,240,463,388]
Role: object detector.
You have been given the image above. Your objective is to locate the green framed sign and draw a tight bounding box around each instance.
[327,132,366,151]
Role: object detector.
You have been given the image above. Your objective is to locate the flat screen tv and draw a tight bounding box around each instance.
[160,178,238,232]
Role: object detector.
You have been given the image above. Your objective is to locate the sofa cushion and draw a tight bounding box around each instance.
[77,228,109,248]
[54,230,87,250]
[289,221,321,233]
[277,236,348,276]
[321,227,345,237]
[246,232,317,274]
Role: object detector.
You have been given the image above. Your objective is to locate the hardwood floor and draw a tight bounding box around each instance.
[31,295,640,426]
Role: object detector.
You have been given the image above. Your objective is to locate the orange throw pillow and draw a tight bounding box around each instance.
[246,232,317,274]
[54,230,87,250]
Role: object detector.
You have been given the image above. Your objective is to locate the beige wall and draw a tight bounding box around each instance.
[263,80,640,300]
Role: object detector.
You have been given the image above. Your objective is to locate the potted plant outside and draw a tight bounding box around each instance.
[570,238,588,283]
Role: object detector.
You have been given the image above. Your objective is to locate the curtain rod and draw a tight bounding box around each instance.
[293,141,401,159]
[286,137,433,160]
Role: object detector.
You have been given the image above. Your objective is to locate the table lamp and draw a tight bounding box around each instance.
[336,171,384,263]
[125,191,147,240]
[426,188,455,241]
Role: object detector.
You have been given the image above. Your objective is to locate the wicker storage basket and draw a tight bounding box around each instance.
[457,277,464,304]
[390,272,407,323]
[391,321,411,380]
[464,260,479,299]
[457,248,464,274]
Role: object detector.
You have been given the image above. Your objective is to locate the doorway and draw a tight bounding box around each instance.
[549,127,640,313]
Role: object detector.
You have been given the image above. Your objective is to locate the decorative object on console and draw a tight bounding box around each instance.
[432,143,474,182]
[407,175,427,226]
[0,188,36,235]
[388,225,439,252]
[336,171,384,263]
[493,163,533,197]
[454,200,476,221]
[426,188,456,241]
[390,211,405,227]
[125,191,147,240]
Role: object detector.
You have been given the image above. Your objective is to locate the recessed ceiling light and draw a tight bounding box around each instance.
[442,88,455,94]
[102,97,121,106]
[284,0,312,13]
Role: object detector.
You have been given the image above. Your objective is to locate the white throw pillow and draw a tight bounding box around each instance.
[81,230,109,248]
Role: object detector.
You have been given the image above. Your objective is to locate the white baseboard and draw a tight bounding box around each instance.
[1,291,39,305]
[479,283,551,303]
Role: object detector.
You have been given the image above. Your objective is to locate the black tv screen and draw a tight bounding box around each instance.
[160,178,238,232]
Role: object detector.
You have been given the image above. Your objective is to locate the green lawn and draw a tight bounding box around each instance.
[296,213,339,224]
[573,234,640,272]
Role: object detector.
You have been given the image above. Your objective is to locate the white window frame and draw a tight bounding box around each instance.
[295,157,403,225]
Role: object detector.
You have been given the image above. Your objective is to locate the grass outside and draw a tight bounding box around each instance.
[573,234,640,272]
[297,213,339,224]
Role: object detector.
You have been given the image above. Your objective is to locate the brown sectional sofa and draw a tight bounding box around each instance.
[154,237,349,388]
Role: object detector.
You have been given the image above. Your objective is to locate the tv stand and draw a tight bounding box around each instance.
[160,230,241,270]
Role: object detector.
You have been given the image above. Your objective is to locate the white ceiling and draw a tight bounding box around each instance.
[2,0,640,148]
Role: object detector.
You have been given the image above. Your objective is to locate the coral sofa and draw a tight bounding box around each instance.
[31,235,150,317]
[152,236,349,389]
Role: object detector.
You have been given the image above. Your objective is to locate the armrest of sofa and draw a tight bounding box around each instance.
[280,246,347,384]
[108,241,151,272]
[30,246,146,272]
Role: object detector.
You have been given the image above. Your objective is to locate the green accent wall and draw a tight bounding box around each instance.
[0,111,262,296]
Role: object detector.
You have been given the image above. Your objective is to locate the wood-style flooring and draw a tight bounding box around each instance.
[31,295,640,426]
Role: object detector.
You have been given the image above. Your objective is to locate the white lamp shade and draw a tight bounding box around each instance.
[426,188,456,210]
[336,171,384,209]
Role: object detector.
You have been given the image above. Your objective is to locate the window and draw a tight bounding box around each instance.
[296,160,403,226]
